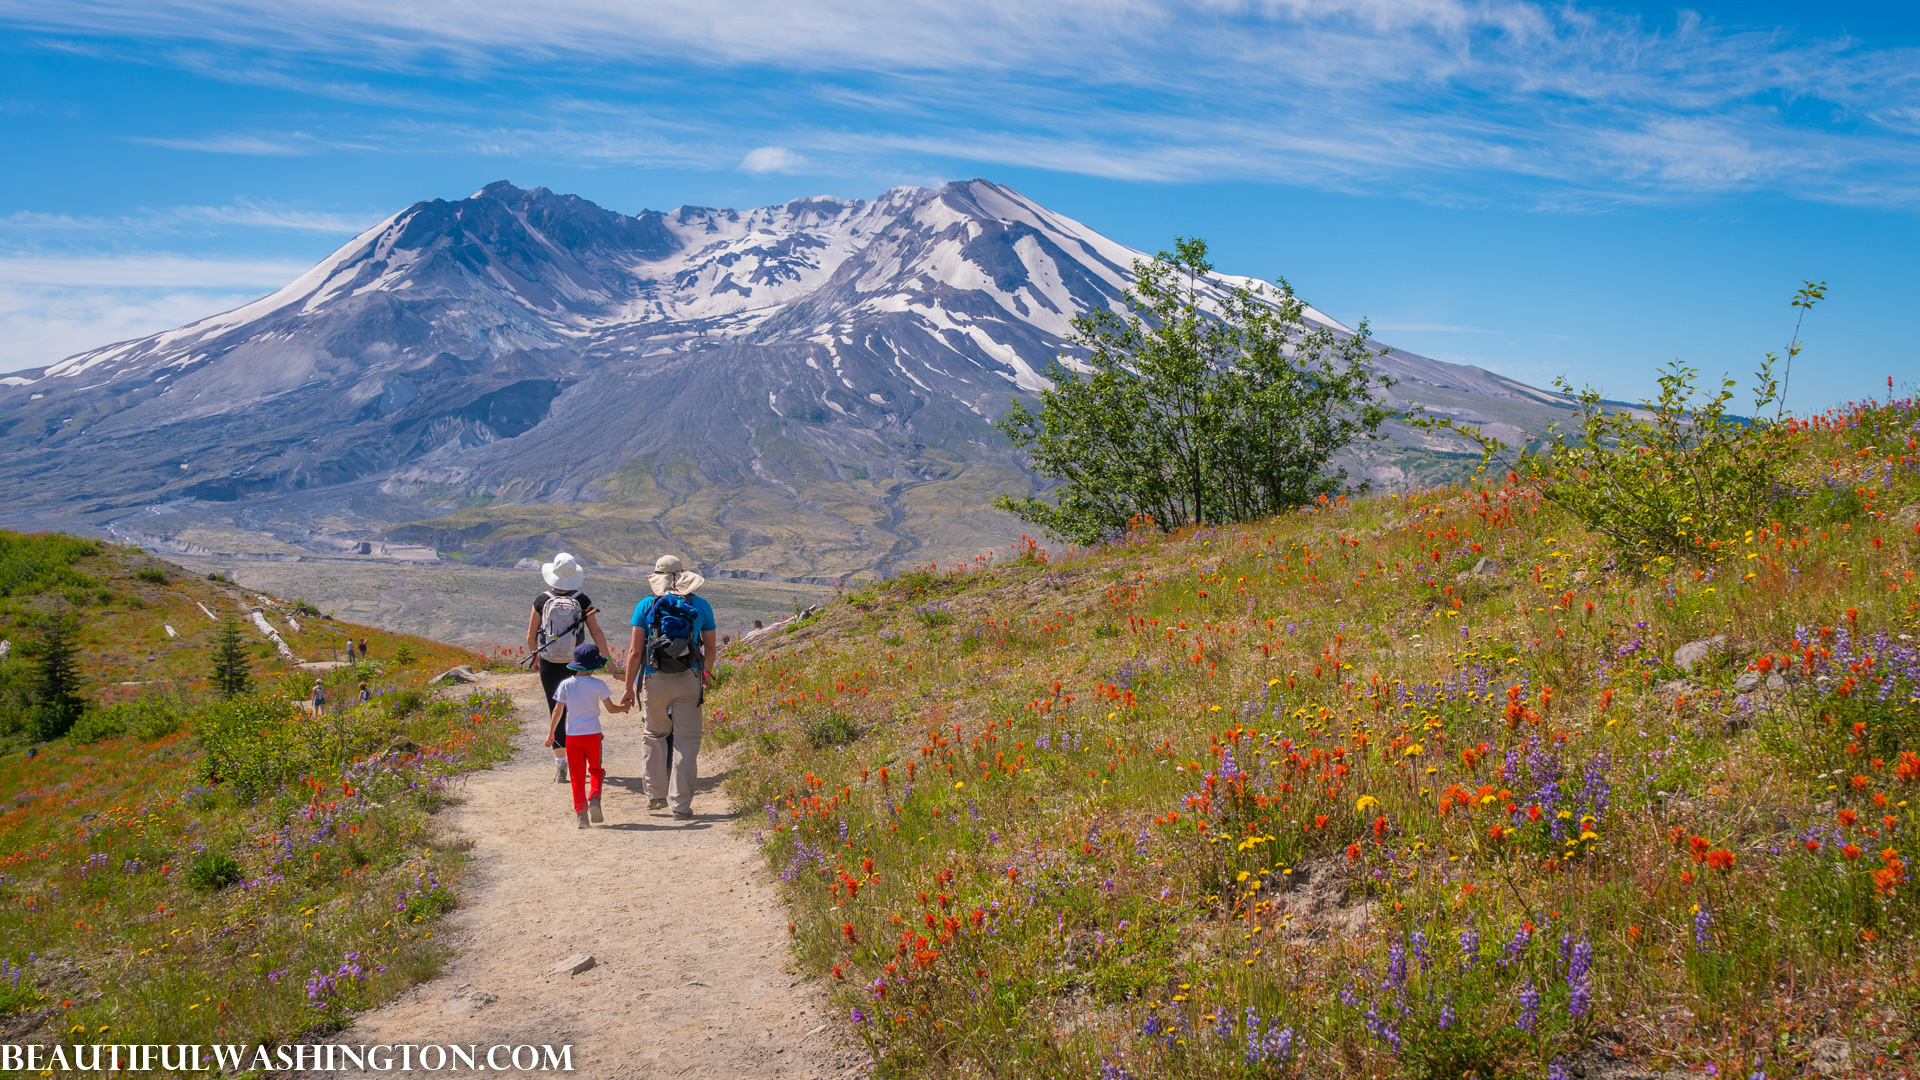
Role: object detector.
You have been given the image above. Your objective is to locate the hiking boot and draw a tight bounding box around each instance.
[576,811,591,829]
[555,761,568,783]
[673,809,693,820]
[648,798,668,811]
[588,797,603,823]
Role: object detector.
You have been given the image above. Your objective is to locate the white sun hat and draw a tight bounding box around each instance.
[541,551,586,592]
[647,553,705,597]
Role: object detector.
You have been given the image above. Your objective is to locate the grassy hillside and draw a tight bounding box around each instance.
[0,534,516,1051]
[713,398,1920,1079]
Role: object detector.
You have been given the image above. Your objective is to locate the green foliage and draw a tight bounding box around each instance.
[0,974,43,1016]
[192,695,311,800]
[185,851,244,892]
[208,619,253,698]
[133,566,170,585]
[1532,358,1797,567]
[995,237,1390,543]
[69,690,190,743]
[801,709,862,749]
[25,613,85,741]
[0,656,30,738]
[291,598,321,616]
[386,688,426,720]
[394,643,415,666]
[0,530,99,598]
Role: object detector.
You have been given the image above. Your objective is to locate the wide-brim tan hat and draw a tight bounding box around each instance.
[647,553,705,597]
[541,551,586,591]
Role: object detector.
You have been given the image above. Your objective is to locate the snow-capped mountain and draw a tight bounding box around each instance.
[0,180,1571,579]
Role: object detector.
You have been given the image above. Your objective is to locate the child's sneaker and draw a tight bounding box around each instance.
[588,797,603,823]
[576,811,590,829]
[555,761,567,783]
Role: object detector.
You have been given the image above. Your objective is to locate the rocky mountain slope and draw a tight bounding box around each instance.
[0,180,1573,579]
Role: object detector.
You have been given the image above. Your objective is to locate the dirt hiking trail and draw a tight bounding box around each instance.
[332,672,862,1078]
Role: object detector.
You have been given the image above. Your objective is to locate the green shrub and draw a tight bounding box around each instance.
[134,566,170,584]
[70,690,190,743]
[394,644,415,666]
[0,656,30,737]
[185,852,244,892]
[0,530,99,598]
[65,708,126,743]
[801,709,862,749]
[193,695,311,799]
[386,688,426,720]
[1529,360,1797,568]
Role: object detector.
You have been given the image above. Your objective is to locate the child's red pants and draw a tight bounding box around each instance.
[566,733,604,813]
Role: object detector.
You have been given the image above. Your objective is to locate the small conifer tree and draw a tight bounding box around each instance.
[27,613,85,740]
[209,618,253,698]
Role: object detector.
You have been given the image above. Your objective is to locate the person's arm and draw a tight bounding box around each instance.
[586,611,610,655]
[525,605,541,654]
[546,700,565,747]
[622,622,645,705]
[700,629,718,686]
[603,681,631,714]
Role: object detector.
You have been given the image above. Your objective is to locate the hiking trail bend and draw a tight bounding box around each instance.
[329,672,859,1078]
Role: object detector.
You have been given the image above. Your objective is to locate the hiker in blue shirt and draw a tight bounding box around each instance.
[619,554,716,820]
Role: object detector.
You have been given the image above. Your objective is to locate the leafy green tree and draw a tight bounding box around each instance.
[209,619,253,699]
[26,614,85,741]
[995,238,1391,544]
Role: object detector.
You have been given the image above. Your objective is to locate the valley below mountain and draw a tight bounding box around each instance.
[0,178,1577,623]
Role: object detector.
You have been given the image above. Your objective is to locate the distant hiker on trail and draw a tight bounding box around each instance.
[526,552,611,784]
[346,638,356,664]
[311,680,327,716]
[621,554,715,820]
[547,643,629,829]
[360,637,369,657]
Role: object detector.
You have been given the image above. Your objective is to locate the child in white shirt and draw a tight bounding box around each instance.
[547,643,629,827]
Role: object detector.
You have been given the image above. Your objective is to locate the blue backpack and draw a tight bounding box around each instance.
[644,594,702,673]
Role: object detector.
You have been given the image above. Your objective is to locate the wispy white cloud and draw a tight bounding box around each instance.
[739,145,807,175]
[0,253,313,289]
[0,253,306,371]
[1,200,382,236]
[129,131,343,156]
[5,0,1919,207]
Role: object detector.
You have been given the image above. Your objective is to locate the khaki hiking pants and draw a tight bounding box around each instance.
[640,669,703,814]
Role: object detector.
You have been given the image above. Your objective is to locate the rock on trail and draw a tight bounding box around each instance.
[320,672,860,1078]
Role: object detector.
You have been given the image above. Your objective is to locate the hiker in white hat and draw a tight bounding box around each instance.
[619,554,715,819]
[524,552,611,784]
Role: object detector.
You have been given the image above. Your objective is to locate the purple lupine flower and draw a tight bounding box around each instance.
[1568,937,1593,1019]
[1694,905,1714,951]
[1410,929,1432,973]
[1499,924,1531,968]
[1548,1058,1573,1080]
[1516,978,1539,1033]
[1459,927,1480,970]
[1437,997,1456,1030]
[1384,941,1408,990]
[1262,1021,1295,1065]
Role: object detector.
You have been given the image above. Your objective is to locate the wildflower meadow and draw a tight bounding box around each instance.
[0,544,517,1050]
[714,393,1920,1078]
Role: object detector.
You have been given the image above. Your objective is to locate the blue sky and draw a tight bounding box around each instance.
[2,0,1916,411]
